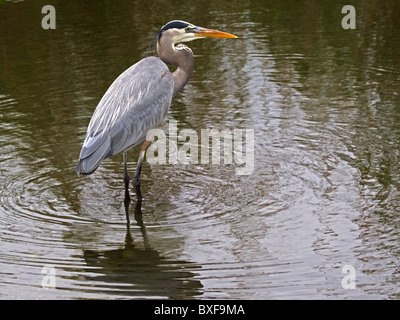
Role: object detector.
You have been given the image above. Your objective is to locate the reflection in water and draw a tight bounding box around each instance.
[82,200,203,299]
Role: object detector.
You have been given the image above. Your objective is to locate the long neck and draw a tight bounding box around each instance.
[157,38,194,96]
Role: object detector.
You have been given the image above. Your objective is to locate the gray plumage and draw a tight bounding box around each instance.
[76,57,173,174]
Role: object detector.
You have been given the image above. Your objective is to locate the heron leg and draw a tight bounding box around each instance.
[123,152,131,204]
[133,140,151,201]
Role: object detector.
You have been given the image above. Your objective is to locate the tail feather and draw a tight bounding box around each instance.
[76,138,112,175]
[76,159,99,176]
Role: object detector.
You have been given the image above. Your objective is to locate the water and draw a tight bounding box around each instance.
[1,0,400,299]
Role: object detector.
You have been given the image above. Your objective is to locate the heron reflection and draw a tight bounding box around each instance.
[83,199,203,299]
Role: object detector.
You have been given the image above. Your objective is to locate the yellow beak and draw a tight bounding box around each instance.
[195,27,237,39]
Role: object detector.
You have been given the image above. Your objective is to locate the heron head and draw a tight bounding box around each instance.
[157,20,237,45]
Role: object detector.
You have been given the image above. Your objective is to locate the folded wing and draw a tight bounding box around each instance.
[76,57,174,175]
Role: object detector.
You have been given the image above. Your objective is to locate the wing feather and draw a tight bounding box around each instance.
[76,57,174,175]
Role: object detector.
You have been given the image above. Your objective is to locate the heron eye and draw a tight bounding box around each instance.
[185,26,194,33]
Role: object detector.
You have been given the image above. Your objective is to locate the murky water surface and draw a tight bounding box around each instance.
[1,0,400,299]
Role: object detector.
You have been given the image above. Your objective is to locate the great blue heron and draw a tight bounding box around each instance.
[76,20,237,202]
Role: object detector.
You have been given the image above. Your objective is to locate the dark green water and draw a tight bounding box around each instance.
[1,0,400,299]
